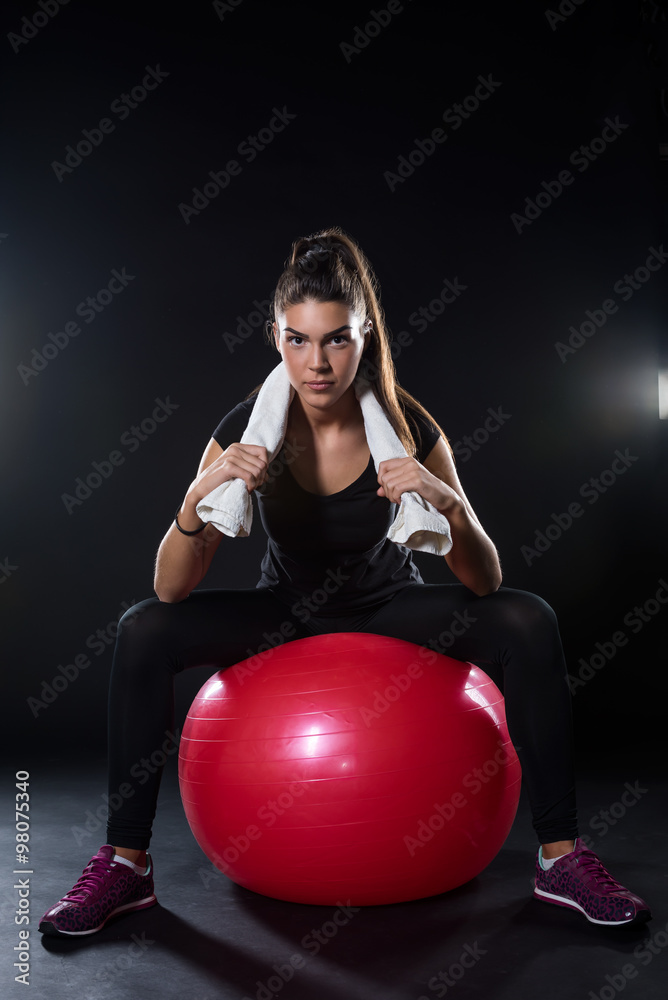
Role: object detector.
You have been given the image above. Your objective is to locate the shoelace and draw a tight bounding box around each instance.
[61,855,119,903]
[571,850,627,893]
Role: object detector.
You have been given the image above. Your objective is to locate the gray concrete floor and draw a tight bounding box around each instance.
[2,751,664,1000]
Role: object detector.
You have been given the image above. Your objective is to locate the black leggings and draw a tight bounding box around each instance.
[106,583,578,849]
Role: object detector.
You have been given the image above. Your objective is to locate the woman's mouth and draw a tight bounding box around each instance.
[305,381,334,390]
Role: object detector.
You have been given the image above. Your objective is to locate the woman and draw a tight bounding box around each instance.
[40,227,651,936]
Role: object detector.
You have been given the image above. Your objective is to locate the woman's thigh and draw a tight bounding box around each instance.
[114,582,563,683]
[113,587,317,677]
[360,581,563,688]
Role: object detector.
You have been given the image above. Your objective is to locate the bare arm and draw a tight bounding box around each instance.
[377,438,502,596]
[153,439,269,603]
[423,438,502,595]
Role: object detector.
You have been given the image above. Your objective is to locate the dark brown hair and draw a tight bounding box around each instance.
[247,225,451,458]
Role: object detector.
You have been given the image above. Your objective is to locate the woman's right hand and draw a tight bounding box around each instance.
[189,442,269,504]
[154,440,269,603]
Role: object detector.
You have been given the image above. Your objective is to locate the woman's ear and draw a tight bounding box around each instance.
[363,318,373,349]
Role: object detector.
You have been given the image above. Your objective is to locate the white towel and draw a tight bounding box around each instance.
[196,362,452,556]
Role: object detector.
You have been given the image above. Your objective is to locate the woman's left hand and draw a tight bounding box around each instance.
[376,457,463,515]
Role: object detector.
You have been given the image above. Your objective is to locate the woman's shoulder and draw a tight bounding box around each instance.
[211,394,258,448]
[401,398,442,462]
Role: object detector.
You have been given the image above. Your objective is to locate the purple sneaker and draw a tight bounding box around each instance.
[534,838,651,926]
[39,845,157,937]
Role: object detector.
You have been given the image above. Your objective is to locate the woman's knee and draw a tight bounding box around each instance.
[487,587,560,644]
[113,597,180,664]
[117,597,166,638]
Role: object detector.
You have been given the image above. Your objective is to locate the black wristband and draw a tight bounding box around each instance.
[174,506,206,535]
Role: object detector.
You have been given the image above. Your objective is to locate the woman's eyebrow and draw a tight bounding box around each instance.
[283,325,352,337]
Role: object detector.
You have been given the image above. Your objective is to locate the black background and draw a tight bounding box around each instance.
[2,0,666,759]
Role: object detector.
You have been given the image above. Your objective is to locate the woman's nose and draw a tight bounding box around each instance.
[309,346,330,370]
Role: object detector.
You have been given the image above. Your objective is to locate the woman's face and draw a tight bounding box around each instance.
[273,300,370,413]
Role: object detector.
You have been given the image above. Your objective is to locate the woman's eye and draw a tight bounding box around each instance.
[286,335,348,346]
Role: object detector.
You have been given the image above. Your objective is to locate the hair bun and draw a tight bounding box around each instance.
[294,239,340,273]
[310,241,333,257]
[287,229,360,279]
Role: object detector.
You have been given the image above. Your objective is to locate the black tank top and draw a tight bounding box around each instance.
[212,395,442,615]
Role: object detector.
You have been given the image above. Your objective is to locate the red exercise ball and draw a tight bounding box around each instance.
[178,632,521,906]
